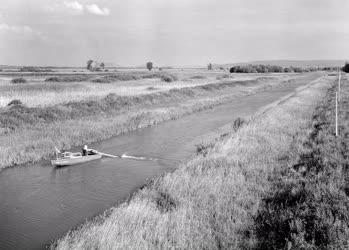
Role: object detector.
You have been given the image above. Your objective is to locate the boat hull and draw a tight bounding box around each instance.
[51,154,102,167]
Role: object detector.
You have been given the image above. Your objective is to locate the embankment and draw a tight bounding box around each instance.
[0,74,321,169]
[252,74,349,249]
[53,75,331,249]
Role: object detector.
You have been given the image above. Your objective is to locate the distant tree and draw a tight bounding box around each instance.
[100,62,105,70]
[146,62,153,71]
[342,62,349,73]
[207,63,213,70]
[87,60,93,70]
[7,99,23,106]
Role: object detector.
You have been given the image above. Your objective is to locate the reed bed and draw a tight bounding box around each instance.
[0,70,301,107]
[0,79,217,107]
[52,76,331,249]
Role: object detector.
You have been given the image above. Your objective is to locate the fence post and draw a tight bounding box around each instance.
[335,91,338,137]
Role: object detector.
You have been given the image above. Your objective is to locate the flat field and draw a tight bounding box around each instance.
[0,69,263,107]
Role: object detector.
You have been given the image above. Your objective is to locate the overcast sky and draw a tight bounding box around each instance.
[0,0,348,66]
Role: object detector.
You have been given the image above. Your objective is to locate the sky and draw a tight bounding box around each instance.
[0,0,348,67]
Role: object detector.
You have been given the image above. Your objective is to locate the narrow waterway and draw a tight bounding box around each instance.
[0,82,309,250]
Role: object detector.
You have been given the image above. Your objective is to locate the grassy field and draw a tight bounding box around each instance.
[0,70,323,169]
[0,69,263,107]
[52,74,334,249]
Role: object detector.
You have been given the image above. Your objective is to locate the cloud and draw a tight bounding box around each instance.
[86,4,110,16]
[0,23,41,36]
[64,1,84,14]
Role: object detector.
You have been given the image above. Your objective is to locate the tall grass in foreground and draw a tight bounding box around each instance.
[53,76,331,249]
[254,76,349,249]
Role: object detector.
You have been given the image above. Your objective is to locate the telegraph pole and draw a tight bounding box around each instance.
[335,91,338,137]
[338,68,341,102]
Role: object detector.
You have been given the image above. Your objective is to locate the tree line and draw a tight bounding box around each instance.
[229,64,327,73]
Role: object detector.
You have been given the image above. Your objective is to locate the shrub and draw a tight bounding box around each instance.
[92,74,141,83]
[160,73,177,82]
[190,75,206,79]
[195,142,215,157]
[11,78,27,84]
[146,86,157,91]
[232,117,246,132]
[342,62,349,73]
[45,75,90,82]
[7,99,23,106]
[19,66,52,72]
[44,77,60,82]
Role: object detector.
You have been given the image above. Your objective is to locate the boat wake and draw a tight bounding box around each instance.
[120,153,157,161]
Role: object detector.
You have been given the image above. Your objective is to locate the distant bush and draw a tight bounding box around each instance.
[20,66,52,72]
[92,74,141,83]
[160,73,177,82]
[190,75,206,79]
[7,99,23,106]
[11,78,27,84]
[44,77,60,82]
[45,75,90,82]
[342,62,349,73]
[229,64,313,73]
[146,86,158,91]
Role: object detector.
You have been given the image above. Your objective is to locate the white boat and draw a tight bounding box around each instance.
[51,151,102,167]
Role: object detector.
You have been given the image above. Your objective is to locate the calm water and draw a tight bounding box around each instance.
[0,83,306,250]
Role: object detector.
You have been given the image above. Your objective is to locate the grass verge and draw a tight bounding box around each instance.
[52,75,331,249]
[252,75,349,249]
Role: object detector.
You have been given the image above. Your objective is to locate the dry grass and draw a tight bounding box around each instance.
[0,79,215,107]
[52,75,331,249]
[0,70,300,107]
[254,74,349,249]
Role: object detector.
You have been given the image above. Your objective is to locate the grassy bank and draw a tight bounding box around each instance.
[0,74,323,169]
[253,74,349,249]
[52,75,331,249]
[0,79,270,131]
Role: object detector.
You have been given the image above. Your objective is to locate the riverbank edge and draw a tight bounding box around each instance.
[252,74,349,249]
[52,76,332,249]
[0,74,321,170]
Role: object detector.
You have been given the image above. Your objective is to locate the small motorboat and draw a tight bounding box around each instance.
[51,151,102,167]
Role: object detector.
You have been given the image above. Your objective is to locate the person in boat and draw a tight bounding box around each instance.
[82,145,97,156]
[82,145,88,156]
